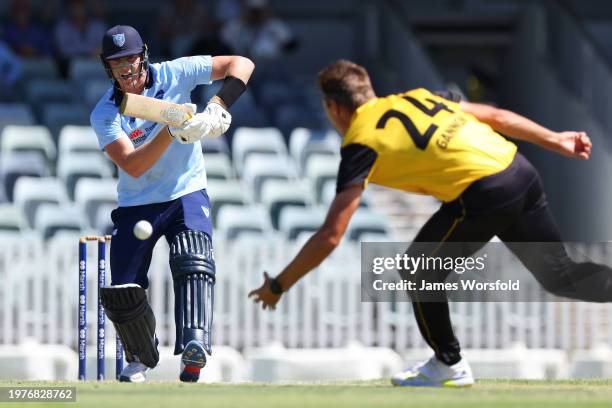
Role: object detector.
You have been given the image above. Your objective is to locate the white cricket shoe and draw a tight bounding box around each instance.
[391,355,474,387]
[119,361,149,383]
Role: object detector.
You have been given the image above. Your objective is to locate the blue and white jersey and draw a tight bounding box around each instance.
[90,56,213,207]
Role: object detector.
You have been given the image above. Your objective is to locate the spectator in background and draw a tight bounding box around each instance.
[3,0,53,57]
[188,13,233,57]
[221,0,297,62]
[54,0,106,59]
[0,38,22,101]
[158,0,208,59]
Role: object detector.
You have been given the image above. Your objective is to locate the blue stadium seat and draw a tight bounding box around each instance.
[58,126,100,154]
[13,177,69,228]
[0,152,49,201]
[303,155,340,200]
[201,136,231,156]
[1,125,57,164]
[74,178,117,228]
[93,203,116,235]
[319,178,371,208]
[346,209,390,241]
[260,179,313,229]
[232,127,288,176]
[57,153,114,200]
[0,104,36,133]
[42,104,90,143]
[82,79,111,109]
[69,58,107,81]
[289,128,341,173]
[242,154,298,201]
[19,58,59,81]
[274,104,322,140]
[0,203,28,232]
[278,207,326,240]
[206,180,248,225]
[34,203,85,240]
[216,204,270,240]
[203,153,234,181]
[25,80,73,118]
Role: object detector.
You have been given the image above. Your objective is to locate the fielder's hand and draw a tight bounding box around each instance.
[555,131,592,160]
[248,271,282,310]
[168,103,231,144]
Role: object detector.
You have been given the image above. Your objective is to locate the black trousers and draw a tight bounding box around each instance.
[406,153,612,366]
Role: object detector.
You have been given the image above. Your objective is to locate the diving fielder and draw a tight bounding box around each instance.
[249,60,612,387]
[90,25,254,382]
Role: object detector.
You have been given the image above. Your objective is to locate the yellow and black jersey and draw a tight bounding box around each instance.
[336,88,518,202]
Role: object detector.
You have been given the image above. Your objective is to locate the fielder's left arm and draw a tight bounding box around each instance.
[249,185,363,310]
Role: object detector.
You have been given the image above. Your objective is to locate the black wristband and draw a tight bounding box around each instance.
[216,76,246,108]
[269,278,284,295]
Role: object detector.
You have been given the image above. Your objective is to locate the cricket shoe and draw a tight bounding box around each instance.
[119,359,149,383]
[179,340,207,382]
[391,355,474,387]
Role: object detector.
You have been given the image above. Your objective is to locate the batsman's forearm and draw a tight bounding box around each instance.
[276,230,338,291]
[123,128,173,178]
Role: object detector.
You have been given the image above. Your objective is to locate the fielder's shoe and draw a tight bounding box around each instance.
[119,360,149,383]
[179,340,207,382]
[391,355,474,387]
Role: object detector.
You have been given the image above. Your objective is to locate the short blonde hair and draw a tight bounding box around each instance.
[317,60,376,111]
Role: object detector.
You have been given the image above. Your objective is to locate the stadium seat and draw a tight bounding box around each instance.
[274,104,322,140]
[216,204,270,240]
[260,179,313,229]
[0,203,28,232]
[201,136,231,156]
[0,104,35,133]
[242,154,298,201]
[204,153,234,181]
[74,178,117,228]
[25,80,73,118]
[319,179,371,208]
[34,203,85,240]
[69,58,107,81]
[257,81,305,113]
[303,155,340,200]
[57,153,114,200]
[278,207,326,240]
[93,203,116,235]
[358,232,393,242]
[19,57,59,81]
[206,180,248,224]
[0,152,49,201]
[1,125,57,164]
[58,126,100,154]
[290,128,341,173]
[232,127,287,175]
[346,209,390,241]
[230,105,270,130]
[42,103,90,143]
[82,79,111,109]
[13,177,69,227]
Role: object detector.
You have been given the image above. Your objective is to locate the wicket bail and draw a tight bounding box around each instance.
[78,235,123,381]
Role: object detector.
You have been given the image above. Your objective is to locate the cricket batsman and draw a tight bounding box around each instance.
[90,25,254,382]
[249,60,612,387]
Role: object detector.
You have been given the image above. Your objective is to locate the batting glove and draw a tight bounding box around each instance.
[168,103,231,143]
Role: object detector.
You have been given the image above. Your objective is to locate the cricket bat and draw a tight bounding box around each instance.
[119,93,193,127]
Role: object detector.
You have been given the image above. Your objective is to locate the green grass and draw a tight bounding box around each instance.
[1,379,612,408]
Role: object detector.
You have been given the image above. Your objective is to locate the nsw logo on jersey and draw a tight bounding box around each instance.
[129,128,146,145]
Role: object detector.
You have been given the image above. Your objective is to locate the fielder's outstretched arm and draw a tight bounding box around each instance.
[460,101,592,160]
[249,185,363,309]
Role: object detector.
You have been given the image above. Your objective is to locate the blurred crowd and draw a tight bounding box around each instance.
[0,0,298,98]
